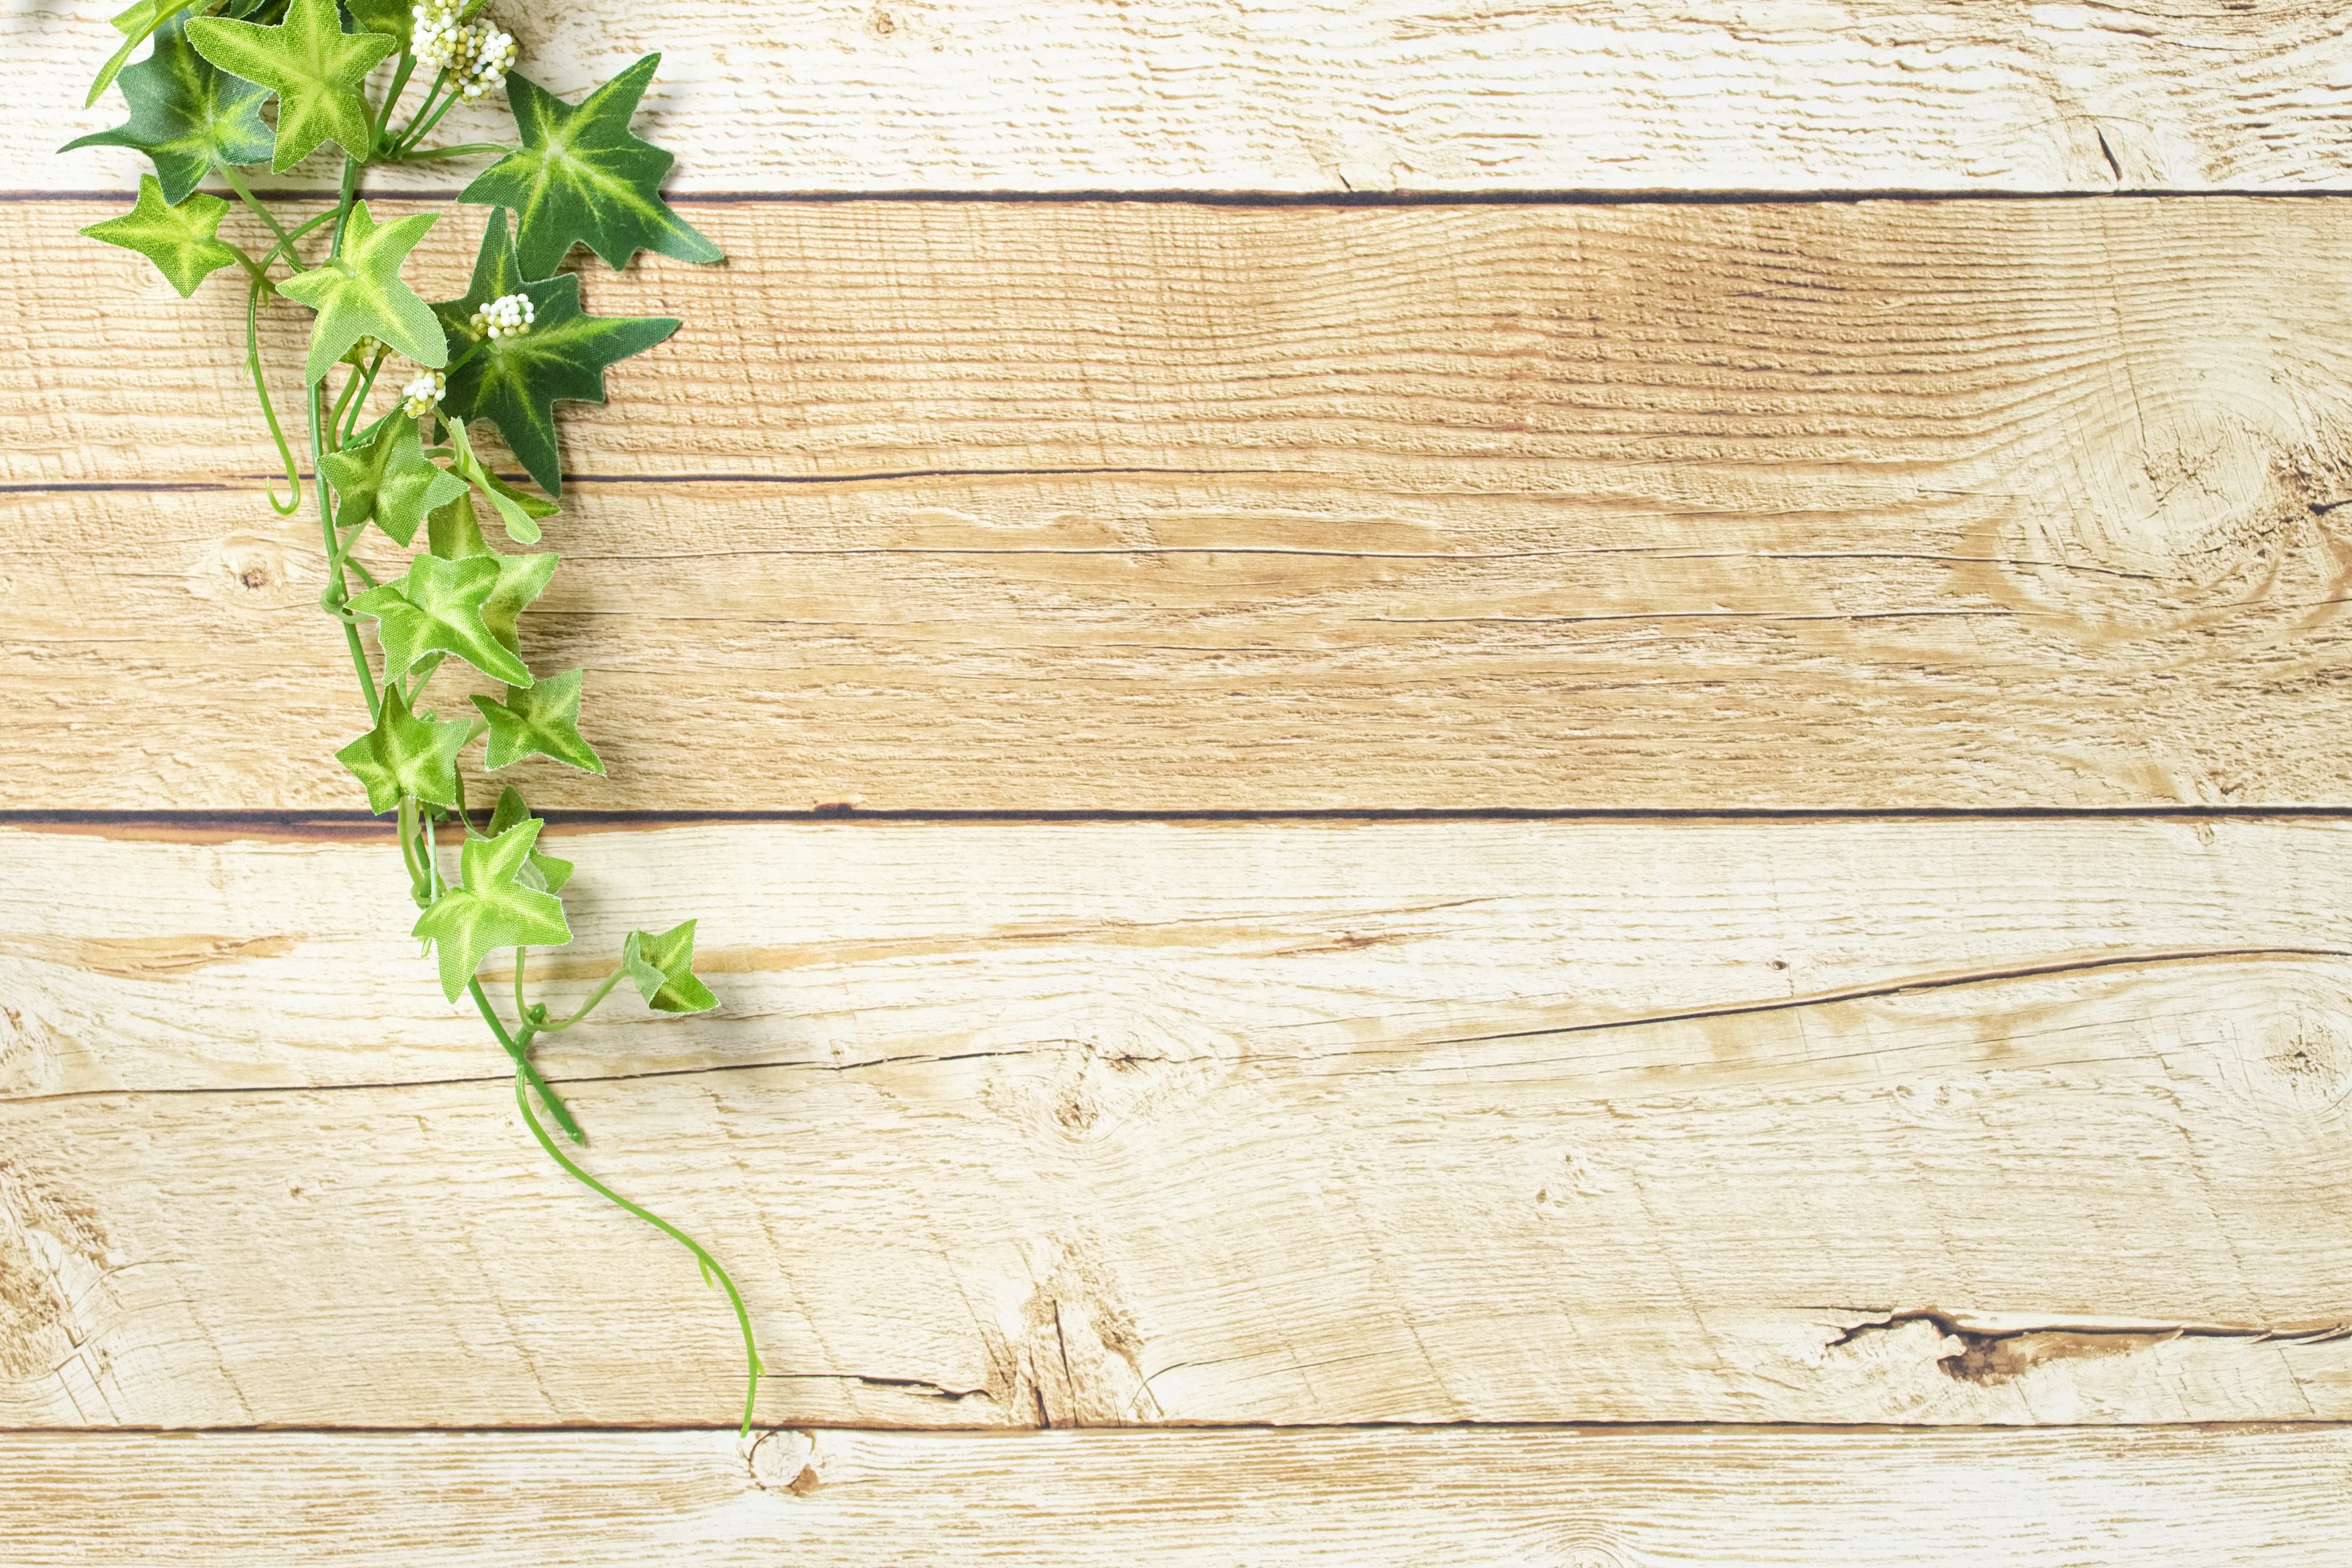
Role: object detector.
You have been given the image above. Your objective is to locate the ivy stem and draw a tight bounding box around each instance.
[309,366,379,723]
[511,1069,764,1436]
[393,141,515,162]
[398,797,429,903]
[247,279,302,516]
[533,967,628,1034]
[326,357,371,440]
[372,52,418,152]
[217,163,291,250]
[391,72,453,157]
[470,978,586,1144]
[513,944,530,1023]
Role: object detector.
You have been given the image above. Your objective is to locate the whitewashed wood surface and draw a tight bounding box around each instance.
[15,0,2352,195]
[4,819,2349,1429]
[7,1428,2351,1566]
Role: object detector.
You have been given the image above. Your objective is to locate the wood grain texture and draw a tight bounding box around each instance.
[5,820,2350,1429]
[6,1427,2351,1566]
[13,1,2352,194]
[7,198,2352,809]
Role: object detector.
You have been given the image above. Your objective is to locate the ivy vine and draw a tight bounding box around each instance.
[66,0,761,1431]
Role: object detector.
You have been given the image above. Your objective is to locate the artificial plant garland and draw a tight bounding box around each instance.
[66,0,761,1431]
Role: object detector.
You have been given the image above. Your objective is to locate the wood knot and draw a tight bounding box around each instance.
[744,1428,820,1494]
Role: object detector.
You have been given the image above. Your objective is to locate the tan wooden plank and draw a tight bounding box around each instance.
[4,819,2350,1428]
[15,1,2352,195]
[6,1427,2351,1566]
[7,199,2352,808]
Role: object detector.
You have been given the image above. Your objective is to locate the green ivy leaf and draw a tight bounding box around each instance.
[478,552,559,659]
[334,684,470,813]
[276,200,448,384]
[80,175,243,298]
[349,553,534,686]
[86,0,193,109]
[426,489,489,560]
[64,18,273,204]
[421,496,559,654]
[484,789,573,893]
[473,669,602,774]
[187,0,393,170]
[434,209,677,497]
[623,920,718,1014]
[444,419,557,545]
[458,55,723,276]
[485,785,573,893]
[412,818,573,1002]
[340,0,409,52]
[320,417,467,546]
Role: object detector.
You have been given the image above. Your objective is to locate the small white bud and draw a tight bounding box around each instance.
[470,292,535,341]
[401,369,447,418]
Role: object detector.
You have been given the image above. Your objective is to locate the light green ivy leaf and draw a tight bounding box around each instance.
[417,490,558,658]
[80,175,243,298]
[623,920,718,1014]
[444,418,557,545]
[473,669,602,774]
[349,553,534,687]
[64,17,273,204]
[412,818,573,1002]
[459,55,723,276]
[187,0,393,170]
[320,416,467,545]
[478,551,558,659]
[334,684,470,813]
[276,200,447,383]
[486,785,573,893]
[435,208,678,497]
[340,0,410,52]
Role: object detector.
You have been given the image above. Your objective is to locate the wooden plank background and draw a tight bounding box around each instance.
[5,0,2351,1559]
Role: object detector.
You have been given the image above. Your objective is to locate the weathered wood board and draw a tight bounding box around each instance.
[13,0,2352,194]
[6,1427,2351,1566]
[6,820,2350,1429]
[7,198,2352,809]
[9,0,2351,1551]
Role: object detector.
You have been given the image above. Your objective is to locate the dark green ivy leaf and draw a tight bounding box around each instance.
[473,668,602,774]
[80,175,243,298]
[64,17,273,204]
[349,553,533,686]
[458,54,723,276]
[434,208,679,496]
[187,0,394,170]
[412,818,573,1001]
[86,0,193,109]
[485,785,573,894]
[623,919,718,1014]
[319,416,466,545]
[334,684,470,813]
[276,199,447,383]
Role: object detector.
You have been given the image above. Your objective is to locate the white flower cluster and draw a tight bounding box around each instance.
[470,292,535,341]
[411,2,518,101]
[401,369,446,418]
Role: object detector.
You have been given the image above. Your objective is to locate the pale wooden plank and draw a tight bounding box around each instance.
[6,817,2349,1095]
[6,1427,2351,1566]
[4,820,2350,1428]
[7,199,2352,808]
[13,1,2352,195]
